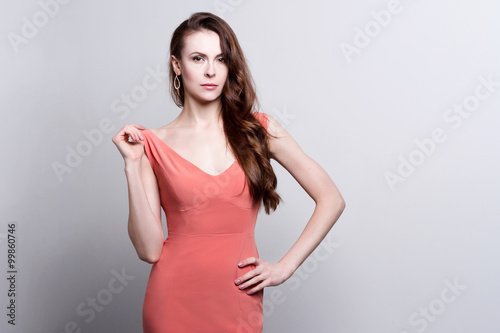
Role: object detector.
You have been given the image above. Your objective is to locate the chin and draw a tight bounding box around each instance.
[198,93,223,102]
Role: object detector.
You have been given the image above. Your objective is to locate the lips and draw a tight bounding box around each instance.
[201,83,218,90]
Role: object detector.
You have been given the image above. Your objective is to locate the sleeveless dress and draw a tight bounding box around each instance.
[141,112,268,333]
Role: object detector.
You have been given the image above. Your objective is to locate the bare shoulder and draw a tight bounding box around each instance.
[265,114,300,160]
[265,114,339,204]
[149,120,177,139]
[265,114,286,140]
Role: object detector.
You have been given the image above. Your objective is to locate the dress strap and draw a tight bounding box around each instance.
[254,112,268,129]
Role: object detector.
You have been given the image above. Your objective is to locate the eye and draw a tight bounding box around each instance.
[217,57,225,63]
[193,56,203,62]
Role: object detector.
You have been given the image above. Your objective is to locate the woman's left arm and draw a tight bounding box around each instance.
[235,114,346,294]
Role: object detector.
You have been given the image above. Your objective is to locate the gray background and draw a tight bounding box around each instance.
[1,0,499,332]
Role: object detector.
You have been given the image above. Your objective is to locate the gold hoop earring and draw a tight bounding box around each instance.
[174,74,181,90]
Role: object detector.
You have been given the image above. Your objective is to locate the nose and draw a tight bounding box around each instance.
[205,62,215,78]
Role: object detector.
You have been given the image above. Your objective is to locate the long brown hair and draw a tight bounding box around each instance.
[168,12,281,214]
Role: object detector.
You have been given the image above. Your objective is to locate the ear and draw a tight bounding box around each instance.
[171,55,181,75]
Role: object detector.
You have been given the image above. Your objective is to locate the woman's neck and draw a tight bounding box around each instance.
[177,97,223,129]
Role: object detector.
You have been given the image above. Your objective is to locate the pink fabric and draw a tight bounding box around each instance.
[142,112,268,333]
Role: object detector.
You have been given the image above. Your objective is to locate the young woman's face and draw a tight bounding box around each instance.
[173,29,228,105]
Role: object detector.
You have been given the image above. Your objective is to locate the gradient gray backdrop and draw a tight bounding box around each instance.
[2,0,499,332]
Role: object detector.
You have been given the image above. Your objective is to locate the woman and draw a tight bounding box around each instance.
[112,12,345,333]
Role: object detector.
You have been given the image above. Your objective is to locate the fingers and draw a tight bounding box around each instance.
[124,124,145,142]
[112,124,146,145]
[235,267,259,286]
[246,283,266,295]
[234,258,287,294]
[238,257,258,268]
[111,124,148,162]
[237,274,266,295]
[235,257,258,284]
[235,257,266,294]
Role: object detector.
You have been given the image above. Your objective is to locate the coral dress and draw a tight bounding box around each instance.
[141,112,268,332]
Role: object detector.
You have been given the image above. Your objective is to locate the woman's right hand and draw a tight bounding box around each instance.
[112,124,147,163]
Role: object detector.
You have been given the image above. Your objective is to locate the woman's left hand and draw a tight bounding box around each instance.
[234,257,292,295]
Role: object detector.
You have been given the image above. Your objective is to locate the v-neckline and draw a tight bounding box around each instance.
[144,129,238,177]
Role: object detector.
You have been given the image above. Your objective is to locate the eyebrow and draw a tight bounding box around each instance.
[188,52,224,58]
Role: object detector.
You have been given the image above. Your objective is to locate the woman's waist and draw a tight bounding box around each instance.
[161,231,259,259]
[165,230,255,238]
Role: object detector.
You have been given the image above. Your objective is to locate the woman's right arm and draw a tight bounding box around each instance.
[112,124,164,264]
